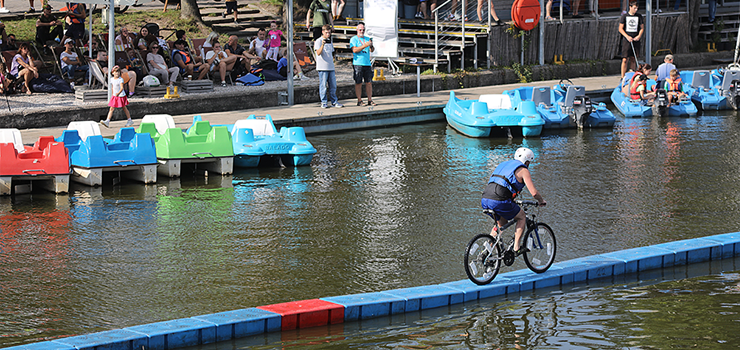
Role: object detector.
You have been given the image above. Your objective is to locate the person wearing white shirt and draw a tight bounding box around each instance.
[60,38,88,81]
[315,24,342,109]
[205,42,235,87]
[249,28,267,59]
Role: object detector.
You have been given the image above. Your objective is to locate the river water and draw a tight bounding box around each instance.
[2,109,740,348]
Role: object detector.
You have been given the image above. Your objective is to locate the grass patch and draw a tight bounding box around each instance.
[261,0,283,6]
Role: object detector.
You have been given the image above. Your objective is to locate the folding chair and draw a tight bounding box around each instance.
[114,50,132,70]
[48,46,64,76]
[189,38,206,59]
[97,33,109,52]
[89,60,107,89]
[1,50,16,74]
[28,43,55,75]
[136,49,150,75]
[293,41,315,72]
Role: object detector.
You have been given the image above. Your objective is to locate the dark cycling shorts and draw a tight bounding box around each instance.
[353,65,373,84]
[481,198,521,221]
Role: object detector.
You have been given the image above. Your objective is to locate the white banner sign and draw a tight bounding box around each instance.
[363,0,398,58]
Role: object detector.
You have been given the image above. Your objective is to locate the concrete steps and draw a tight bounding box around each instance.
[198,0,280,43]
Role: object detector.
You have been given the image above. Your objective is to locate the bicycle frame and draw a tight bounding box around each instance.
[466,199,556,285]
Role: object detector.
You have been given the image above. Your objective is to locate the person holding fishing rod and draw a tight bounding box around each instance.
[618,1,644,79]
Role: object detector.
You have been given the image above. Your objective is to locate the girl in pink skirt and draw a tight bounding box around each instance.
[100,65,133,128]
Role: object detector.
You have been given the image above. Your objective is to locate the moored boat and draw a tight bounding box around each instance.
[56,121,158,186]
[137,114,234,177]
[505,81,615,129]
[443,91,544,138]
[611,72,697,117]
[0,129,69,195]
[194,114,317,168]
[680,70,727,110]
[708,68,740,110]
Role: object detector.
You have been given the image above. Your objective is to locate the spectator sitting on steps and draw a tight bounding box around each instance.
[206,42,236,87]
[225,35,260,70]
[35,5,63,48]
[278,47,304,80]
[248,29,268,62]
[146,41,178,88]
[172,39,209,80]
[60,38,89,82]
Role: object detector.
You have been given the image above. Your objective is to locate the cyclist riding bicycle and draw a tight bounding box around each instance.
[481,147,546,255]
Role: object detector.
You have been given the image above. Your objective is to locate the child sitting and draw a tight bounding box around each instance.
[663,69,686,106]
[629,74,655,104]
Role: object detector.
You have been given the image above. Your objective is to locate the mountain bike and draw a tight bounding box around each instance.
[464,200,557,285]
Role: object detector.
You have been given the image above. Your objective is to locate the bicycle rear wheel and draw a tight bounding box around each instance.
[522,223,556,273]
[465,234,501,285]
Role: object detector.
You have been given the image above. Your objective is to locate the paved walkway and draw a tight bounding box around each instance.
[18,74,623,142]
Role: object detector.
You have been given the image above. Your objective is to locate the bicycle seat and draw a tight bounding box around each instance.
[483,209,499,220]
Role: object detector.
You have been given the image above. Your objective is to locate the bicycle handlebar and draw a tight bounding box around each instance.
[516,200,541,207]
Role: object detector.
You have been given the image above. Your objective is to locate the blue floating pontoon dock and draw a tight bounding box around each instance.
[5,232,740,350]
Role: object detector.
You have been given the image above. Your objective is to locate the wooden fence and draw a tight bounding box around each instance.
[487,13,690,67]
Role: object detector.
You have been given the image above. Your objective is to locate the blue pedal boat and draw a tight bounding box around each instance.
[193,114,317,168]
[611,72,697,117]
[708,68,740,110]
[504,82,615,129]
[56,121,158,186]
[680,70,727,110]
[443,91,544,138]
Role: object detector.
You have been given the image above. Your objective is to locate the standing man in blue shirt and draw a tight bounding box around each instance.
[350,22,376,106]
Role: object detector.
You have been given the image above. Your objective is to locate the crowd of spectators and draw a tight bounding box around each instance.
[0,2,298,96]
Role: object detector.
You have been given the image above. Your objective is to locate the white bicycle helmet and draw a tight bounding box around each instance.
[514,147,535,164]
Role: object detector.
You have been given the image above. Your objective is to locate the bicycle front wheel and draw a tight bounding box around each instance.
[465,234,501,285]
[523,223,557,273]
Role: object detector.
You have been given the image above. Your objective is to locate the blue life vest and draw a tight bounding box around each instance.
[486,160,527,198]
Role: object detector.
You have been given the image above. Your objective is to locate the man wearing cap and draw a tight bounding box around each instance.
[60,38,88,82]
[655,54,676,83]
[36,5,63,47]
[172,39,209,80]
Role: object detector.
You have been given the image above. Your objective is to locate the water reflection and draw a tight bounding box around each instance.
[4,110,740,347]
[0,197,72,343]
[221,257,740,349]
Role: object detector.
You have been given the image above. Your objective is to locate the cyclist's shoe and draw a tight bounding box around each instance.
[514,247,530,256]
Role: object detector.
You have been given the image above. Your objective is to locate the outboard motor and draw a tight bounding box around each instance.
[652,89,669,117]
[728,80,740,110]
[571,95,593,128]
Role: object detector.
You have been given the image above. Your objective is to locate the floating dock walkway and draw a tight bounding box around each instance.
[5,231,740,350]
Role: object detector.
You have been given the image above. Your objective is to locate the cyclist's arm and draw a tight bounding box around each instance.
[516,168,546,205]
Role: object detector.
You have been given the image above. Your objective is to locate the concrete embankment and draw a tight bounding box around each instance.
[7,51,732,132]
[4,232,739,350]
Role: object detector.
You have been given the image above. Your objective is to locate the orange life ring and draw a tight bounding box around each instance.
[511,0,541,31]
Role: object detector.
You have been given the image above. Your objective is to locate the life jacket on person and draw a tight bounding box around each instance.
[628,71,644,88]
[665,76,682,92]
[172,49,192,65]
[68,3,84,24]
[482,160,527,201]
[629,79,644,100]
